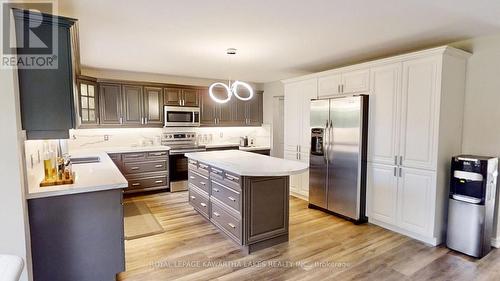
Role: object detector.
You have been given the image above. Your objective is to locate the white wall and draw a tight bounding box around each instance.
[451,34,500,241]
[0,67,31,280]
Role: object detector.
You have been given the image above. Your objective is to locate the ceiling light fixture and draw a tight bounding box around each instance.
[209,48,254,104]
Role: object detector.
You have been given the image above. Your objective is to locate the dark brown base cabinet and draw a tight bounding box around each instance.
[109,151,169,193]
[28,189,125,281]
[187,159,289,253]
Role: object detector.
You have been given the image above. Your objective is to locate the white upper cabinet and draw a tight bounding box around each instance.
[318,69,370,97]
[284,82,301,153]
[342,69,370,94]
[368,63,402,165]
[318,74,341,97]
[399,56,440,171]
[397,167,435,236]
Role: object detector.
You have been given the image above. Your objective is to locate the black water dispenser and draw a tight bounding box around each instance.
[446,155,498,258]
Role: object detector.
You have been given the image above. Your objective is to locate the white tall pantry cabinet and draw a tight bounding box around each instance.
[283,79,317,199]
[283,46,470,245]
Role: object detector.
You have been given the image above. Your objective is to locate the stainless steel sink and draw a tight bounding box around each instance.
[70,156,101,164]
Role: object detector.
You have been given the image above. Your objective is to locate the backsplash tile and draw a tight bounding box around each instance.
[67,125,271,151]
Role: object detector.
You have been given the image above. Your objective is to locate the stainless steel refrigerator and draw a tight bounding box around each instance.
[309,95,368,223]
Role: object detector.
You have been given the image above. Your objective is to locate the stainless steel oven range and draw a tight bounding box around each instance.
[162,132,206,192]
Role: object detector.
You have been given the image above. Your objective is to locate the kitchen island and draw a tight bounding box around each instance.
[185,150,308,253]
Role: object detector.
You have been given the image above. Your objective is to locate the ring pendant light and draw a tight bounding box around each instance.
[209,48,254,104]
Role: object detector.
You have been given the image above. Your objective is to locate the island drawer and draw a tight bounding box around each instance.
[211,200,242,243]
[197,162,210,176]
[122,152,147,162]
[122,160,167,174]
[189,186,210,219]
[146,151,169,160]
[188,170,210,193]
[211,180,241,212]
[211,171,241,191]
[128,176,168,190]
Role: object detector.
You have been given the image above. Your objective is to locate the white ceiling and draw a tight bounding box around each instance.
[59,0,500,83]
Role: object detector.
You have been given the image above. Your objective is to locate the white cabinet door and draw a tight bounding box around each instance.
[397,167,435,236]
[367,163,398,224]
[318,74,341,97]
[284,150,298,161]
[342,69,370,93]
[299,170,310,198]
[399,57,440,170]
[299,79,317,156]
[368,63,401,165]
[284,82,300,152]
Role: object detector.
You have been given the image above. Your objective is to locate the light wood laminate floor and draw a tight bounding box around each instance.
[118,191,500,281]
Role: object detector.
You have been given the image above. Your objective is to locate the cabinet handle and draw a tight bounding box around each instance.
[228,223,236,229]
[189,160,197,165]
[179,100,181,106]
[338,84,340,93]
[128,154,143,158]
[130,167,140,170]
[211,168,222,174]
[120,117,123,124]
[213,188,219,192]
[394,156,398,165]
[154,180,164,184]
[154,164,163,168]
[151,152,166,156]
[213,212,220,217]
[200,181,206,186]
[226,175,238,182]
[228,196,236,202]
[399,156,403,166]
[189,176,195,179]
[200,203,207,207]
[199,164,209,169]
[132,183,141,186]
[399,167,402,177]
[393,167,397,177]
[145,117,148,124]
[190,195,196,200]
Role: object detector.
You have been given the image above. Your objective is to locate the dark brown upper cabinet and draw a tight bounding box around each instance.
[200,89,218,125]
[77,78,99,127]
[182,89,199,107]
[122,85,143,125]
[99,83,123,125]
[199,89,263,127]
[164,88,182,106]
[246,91,263,126]
[143,87,164,126]
[14,9,78,139]
[164,87,199,107]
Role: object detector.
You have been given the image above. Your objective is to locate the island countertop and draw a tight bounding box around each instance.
[185,150,308,177]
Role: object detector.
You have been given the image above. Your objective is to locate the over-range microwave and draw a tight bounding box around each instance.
[164,106,200,127]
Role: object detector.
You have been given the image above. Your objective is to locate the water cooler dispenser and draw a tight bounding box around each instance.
[446,155,498,258]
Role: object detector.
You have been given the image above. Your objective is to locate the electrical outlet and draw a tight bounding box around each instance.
[104,135,109,141]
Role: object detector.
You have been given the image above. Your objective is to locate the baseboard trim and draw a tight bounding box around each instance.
[290,191,308,201]
[368,217,439,246]
[491,237,500,248]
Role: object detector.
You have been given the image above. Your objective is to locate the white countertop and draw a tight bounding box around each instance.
[185,150,308,177]
[27,151,128,200]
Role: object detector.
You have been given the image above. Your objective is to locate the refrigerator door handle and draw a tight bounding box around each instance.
[323,120,329,163]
